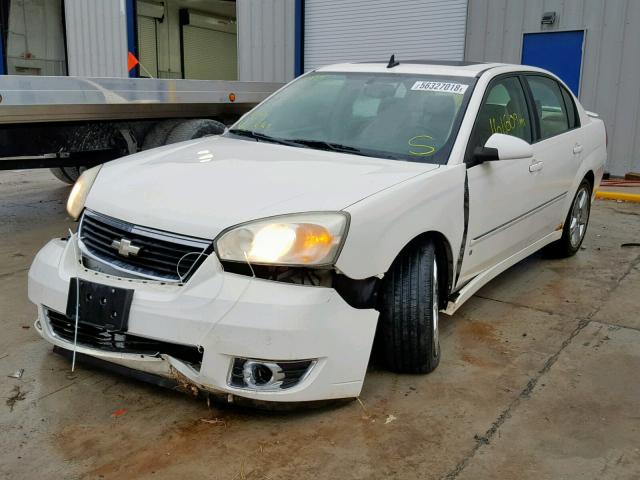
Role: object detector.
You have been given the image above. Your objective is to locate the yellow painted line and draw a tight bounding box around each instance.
[596,190,640,203]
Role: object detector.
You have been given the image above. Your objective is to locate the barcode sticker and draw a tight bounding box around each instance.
[411,81,469,95]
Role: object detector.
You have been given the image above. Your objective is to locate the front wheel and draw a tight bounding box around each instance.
[378,239,441,374]
[547,179,592,257]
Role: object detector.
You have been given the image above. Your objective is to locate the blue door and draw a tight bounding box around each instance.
[522,30,584,95]
[0,33,4,75]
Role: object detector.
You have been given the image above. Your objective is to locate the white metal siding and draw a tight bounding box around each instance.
[465,0,640,177]
[64,0,128,77]
[237,0,295,82]
[303,0,468,71]
[183,26,238,80]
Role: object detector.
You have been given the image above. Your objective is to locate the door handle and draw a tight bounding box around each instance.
[529,160,544,173]
[573,143,583,154]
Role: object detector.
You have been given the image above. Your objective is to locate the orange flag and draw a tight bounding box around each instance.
[127,52,139,72]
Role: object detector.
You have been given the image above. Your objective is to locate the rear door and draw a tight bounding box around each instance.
[524,74,584,230]
[458,74,546,284]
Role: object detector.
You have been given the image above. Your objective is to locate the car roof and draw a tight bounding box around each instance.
[316,61,532,78]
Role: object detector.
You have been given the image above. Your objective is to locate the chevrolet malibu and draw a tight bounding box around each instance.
[28,60,606,404]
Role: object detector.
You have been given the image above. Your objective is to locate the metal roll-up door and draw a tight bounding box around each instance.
[183,26,237,80]
[137,15,158,78]
[303,0,468,71]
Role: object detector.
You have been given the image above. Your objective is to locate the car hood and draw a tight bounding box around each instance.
[86,135,439,239]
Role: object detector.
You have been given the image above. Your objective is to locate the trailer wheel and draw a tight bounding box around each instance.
[49,124,127,184]
[49,167,85,184]
[141,120,184,150]
[165,119,226,145]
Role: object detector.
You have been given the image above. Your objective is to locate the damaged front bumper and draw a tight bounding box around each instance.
[28,236,378,403]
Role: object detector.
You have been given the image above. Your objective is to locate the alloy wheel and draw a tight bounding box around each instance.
[569,187,590,248]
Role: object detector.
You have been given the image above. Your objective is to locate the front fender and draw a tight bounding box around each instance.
[337,165,466,280]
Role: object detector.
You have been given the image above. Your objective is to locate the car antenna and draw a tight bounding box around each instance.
[387,54,400,68]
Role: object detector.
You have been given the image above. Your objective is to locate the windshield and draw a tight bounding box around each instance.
[228,72,475,163]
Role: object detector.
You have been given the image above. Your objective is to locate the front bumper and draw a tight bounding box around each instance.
[28,236,378,402]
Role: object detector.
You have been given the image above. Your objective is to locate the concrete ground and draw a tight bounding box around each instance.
[1,169,639,480]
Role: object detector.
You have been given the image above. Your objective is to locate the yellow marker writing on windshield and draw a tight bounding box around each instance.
[409,135,436,156]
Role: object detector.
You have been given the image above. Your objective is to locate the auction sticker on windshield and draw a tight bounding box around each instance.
[411,81,468,95]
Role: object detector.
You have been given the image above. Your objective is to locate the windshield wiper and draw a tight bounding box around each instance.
[227,129,305,148]
[288,139,363,154]
[229,131,364,155]
[229,131,402,160]
[291,139,406,160]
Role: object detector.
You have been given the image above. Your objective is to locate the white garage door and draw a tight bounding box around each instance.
[304,0,468,71]
[183,26,238,80]
[137,15,158,78]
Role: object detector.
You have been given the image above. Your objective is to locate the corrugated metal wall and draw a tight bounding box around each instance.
[237,0,295,82]
[303,0,468,71]
[465,0,640,177]
[64,0,128,77]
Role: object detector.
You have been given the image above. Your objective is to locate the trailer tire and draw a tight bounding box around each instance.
[141,120,184,150]
[49,167,84,184]
[165,119,226,145]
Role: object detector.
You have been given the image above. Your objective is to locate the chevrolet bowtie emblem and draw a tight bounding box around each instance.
[110,238,141,257]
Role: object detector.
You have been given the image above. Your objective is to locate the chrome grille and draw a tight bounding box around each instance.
[79,209,211,282]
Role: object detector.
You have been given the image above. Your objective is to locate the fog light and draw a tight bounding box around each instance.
[229,357,316,391]
[242,360,285,389]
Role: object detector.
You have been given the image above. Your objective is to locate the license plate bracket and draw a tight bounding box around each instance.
[66,279,134,332]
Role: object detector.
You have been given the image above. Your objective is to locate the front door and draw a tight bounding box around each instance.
[457,75,542,285]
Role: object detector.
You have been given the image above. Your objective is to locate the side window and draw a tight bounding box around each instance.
[526,76,570,139]
[468,76,532,156]
[560,86,580,129]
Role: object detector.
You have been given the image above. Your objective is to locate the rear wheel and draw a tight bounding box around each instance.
[378,239,441,373]
[547,179,592,257]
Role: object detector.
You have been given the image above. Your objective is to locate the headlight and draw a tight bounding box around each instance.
[66,165,102,220]
[215,212,349,266]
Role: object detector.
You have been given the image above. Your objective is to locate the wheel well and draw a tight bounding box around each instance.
[396,232,454,307]
[584,170,595,191]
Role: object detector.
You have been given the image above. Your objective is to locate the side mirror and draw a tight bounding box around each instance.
[472,133,533,166]
[484,133,533,160]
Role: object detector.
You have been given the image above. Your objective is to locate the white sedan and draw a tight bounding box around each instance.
[28,60,606,404]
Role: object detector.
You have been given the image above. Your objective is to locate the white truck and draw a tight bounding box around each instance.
[0,75,280,182]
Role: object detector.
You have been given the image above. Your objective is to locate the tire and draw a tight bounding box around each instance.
[547,179,592,257]
[378,239,441,374]
[141,119,184,150]
[49,166,85,184]
[164,119,226,145]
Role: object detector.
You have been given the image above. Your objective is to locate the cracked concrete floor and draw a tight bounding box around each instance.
[1,169,639,480]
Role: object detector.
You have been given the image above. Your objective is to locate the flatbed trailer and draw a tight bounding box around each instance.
[0,76,281,182]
